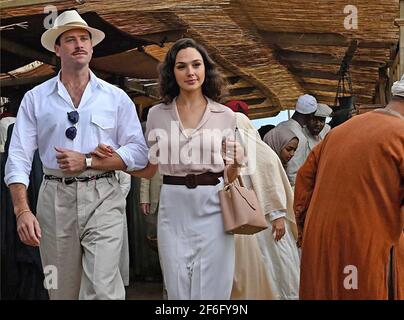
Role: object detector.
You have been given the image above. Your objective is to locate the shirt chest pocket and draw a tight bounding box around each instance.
[91,114,115,130]
[91,114,116,141]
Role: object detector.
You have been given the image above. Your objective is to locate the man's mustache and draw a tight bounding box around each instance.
[72,50,88,55]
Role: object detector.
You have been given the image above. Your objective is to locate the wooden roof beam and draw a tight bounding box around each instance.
[303,82,373,96]
[261,31,396,49]
[248,107,280,120]
[228,86,256,96]
[0,74,53,87]
[136,29,186,47]
[0,0,64,9]
[292,68,339,80]
[242,97,267,106]
[1,38,57,66]
[315,94,373,105]
[261,31,348,47]
[278,49,384,68]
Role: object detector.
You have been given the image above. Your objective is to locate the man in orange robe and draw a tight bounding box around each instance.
[294,78,404,299]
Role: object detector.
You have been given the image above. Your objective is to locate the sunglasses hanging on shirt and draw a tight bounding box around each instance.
[66,110,79,140]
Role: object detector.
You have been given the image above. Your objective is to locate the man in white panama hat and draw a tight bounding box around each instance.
[5,10,149,299]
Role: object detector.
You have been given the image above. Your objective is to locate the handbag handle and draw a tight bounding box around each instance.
[223,125,245,187]
[223,165,244,187]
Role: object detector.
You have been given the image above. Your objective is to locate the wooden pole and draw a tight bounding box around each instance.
[395,0,404,77]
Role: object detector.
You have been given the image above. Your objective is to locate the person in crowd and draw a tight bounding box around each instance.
[233,112,300,299]
[93,38,244,300]
[116,170,132,287]
[139,173,162,248]
[294,77,404,299]
[264,94,317,186]
[4,10,148,299]
[224,103,274,300]
[258,124,275,140]
[303,103,332,154]
[264,126,299,172]
[1,123,49,300]
[225,100,249,116]
[139,104,162,247]
[0,97,19,153]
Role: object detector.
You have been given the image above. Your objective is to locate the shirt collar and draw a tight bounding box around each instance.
[48,69,103,96]
[159,96,225,113]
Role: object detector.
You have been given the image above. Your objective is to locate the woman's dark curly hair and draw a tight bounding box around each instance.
[158,38,226,104]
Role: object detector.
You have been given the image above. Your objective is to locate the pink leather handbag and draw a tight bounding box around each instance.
[219,167,268,235]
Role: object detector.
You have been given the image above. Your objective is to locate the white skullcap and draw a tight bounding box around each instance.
[314,103,333,117]
[391,75,404,98]
[295,94,318,114]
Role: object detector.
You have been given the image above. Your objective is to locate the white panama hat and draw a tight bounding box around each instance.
[41,10,105,52]
[314,103,333,118]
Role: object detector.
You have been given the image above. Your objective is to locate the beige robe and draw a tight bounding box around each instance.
[231,113,300,300]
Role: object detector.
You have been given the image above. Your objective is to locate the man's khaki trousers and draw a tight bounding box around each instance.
[37,169,126,300]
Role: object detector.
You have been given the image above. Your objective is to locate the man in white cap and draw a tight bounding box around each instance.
[302,103,333,154]
[294,76,404,299]
[5,10,149,299]
[264,94,317,187]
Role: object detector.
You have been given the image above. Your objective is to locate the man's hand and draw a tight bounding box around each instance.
[17,210,41,247]
[272,217,286,241]
[55,147,86,174]
[140,203,151,215]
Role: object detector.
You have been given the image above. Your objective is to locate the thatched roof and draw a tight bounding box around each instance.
[0,0,400,119]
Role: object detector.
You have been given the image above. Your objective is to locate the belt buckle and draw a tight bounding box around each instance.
[63,177,76,185]
[185,174,197,189]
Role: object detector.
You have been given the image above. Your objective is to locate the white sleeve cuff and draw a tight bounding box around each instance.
[5,174,30,188]
[116,145,148,172]
[269,210,286,222]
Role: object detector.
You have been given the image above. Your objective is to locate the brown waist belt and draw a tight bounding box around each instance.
[163,172,223,189]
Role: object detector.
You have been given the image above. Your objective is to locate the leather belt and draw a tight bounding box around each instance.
[163,172,223,189]
[44,171,114,185]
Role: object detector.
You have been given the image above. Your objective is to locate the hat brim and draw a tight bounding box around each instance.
[41,25,105,52]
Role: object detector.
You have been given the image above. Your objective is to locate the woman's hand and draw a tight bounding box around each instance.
[91,143,114,158]
[272,217,286,241]
[221,138,244,166]
[222,138,244,183]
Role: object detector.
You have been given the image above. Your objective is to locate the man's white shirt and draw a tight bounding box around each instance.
[5,71,148,187]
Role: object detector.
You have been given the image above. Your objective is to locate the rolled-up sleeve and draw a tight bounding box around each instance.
[115,91,149,171]
[5,92,38,187]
